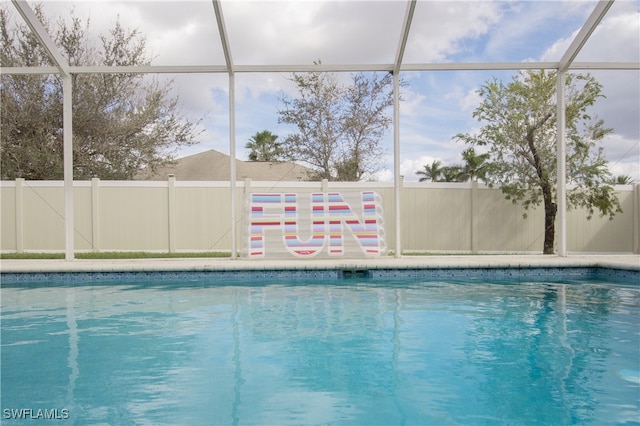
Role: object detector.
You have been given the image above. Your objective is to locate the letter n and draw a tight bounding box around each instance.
[327,191,382,256]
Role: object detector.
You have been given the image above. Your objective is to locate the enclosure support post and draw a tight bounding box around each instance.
[168,175,176,253]
[393,72,402,258]
[634,183,640,254]
[556,71,567,257]
[213,0,237,258]
[63,75,74,261]
[229,74,237,259]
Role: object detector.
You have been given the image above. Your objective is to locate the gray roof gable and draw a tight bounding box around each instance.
[136,150,312,181]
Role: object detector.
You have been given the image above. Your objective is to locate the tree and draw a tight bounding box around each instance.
[0,5,200,180]
[459,147,490,182]
[340,72,394,181]
[245,130,284,162]
[416,160,444,182]
[456,70,621,254]
[441,165,464,182]
[416,149,489,183]
[611,175,633,185]
[278,63,396,181]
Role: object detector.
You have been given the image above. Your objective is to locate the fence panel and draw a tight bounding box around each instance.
[402,184,472,252]
[0,183,17,251]
[98,184,170,251]
[174,185,233,251]
[567,189,635,253]
[21,182,65,251]
[1,180,637,254]
[472,186,545,253]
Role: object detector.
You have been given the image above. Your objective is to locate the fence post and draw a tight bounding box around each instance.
[396,175,403,257]
[15,178,24,253]
[634,183,639,254]
[321,179,329,192]
[91,178,100,252]
[471,181,478,253]
[168,175,176,253]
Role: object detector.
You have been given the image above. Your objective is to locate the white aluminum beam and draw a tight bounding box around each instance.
[228,74,238,259]
[3,62,637,76]
[559,0,614,72]
[568,62,640,70]
[70,65,229,74]
[393,72,402,258]
[556,0,612,257]
[556,72,567,257]
[63,75,74,260]
[236,64,394,73]
[390,0,416,258]
[0,66,60,75]
[212,0,234,75]
[394,0,417,75]
[402,62,559,71]
[212,0,238,258]
[11,1,75,260]
[11,0,70,76]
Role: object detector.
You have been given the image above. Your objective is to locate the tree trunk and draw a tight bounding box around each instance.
[543,193,557,255]
[524,117,556,255]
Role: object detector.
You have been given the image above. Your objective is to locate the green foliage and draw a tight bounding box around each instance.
[0,5,201,180]
[416,148,489,183]
[611,175,634,185]
[278,63,396,181]
[455,70,621,253]
[459,148,490,182]
[245,130,284,162]
[416,160,443,182]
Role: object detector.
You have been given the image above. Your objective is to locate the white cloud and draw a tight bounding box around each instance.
[601,133,640,182]
[404,1,502,63]
[453,87,482,112]
[375,154,445,182]
[399,88,426,117]
[221,1,406,65]
[541,0,640,63]
[481,1,594,62]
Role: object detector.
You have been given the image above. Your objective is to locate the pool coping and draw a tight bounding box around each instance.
[1,254,638,274]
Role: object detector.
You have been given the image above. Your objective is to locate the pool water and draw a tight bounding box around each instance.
[1,278,639,425]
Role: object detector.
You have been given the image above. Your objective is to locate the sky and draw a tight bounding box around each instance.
[5,0,640,182]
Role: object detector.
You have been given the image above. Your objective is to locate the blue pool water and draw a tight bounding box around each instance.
[1,277,639,425]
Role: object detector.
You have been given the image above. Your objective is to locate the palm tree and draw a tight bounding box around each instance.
[245,130,284,162]
[441,165,464,182]
[416,160,444,182]
[612,175,634,185]
[460,148,490,182]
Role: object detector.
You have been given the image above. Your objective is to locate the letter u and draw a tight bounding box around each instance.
[283,193,326,257]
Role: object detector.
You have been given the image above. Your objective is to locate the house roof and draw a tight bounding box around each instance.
[135,150,312,181]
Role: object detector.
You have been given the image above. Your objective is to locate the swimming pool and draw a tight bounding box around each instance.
[1,273,639,425]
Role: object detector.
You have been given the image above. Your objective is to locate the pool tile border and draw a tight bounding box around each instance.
[1,265,638,284]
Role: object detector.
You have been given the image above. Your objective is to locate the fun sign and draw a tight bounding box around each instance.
[242,191,386,258]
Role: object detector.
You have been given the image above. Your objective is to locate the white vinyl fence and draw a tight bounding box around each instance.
[1,178,638,255]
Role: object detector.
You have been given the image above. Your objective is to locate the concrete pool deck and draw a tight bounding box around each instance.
[1,254,638,274]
